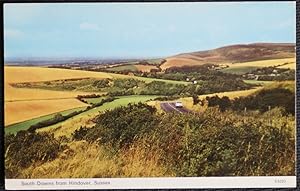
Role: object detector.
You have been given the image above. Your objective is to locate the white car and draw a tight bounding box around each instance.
[175,101,183,108]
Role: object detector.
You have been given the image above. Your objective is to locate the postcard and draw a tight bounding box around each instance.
[3,1,297,189]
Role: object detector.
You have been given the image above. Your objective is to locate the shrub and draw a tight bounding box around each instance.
[79,103,159,148]
[5,131,65,178]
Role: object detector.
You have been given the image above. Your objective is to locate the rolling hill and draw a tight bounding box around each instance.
[161,43,295,70]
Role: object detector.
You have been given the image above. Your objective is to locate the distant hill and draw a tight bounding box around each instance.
[161,43,295,70]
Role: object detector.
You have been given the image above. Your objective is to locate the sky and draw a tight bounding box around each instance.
[4,2,296,59]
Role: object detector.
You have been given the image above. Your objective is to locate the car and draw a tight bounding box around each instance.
[175,101,183,108]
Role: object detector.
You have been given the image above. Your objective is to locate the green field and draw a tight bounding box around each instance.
[5,106,87,135]
[145,58,163,65]
[221,66,258,74]
[133,76,189,85]
[76,95,158,116]
[6,95,158,135]
[38,95,159,134]
[106,65,138,72]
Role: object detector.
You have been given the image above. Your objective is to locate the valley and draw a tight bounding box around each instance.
[4,42,296,178]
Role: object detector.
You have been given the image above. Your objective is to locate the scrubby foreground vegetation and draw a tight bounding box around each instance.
[5,99,295,178]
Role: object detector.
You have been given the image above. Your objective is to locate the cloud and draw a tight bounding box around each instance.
[79,22,101,31]
[4,29,24,39]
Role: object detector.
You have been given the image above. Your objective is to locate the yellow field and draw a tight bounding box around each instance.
[160,57,204,70]
[4,66,115,83]
[228,58,295,69]
[4,66,131,101]
[5,98,88,126]
[134,64,158,72]
[5,85,104,101]
[277,62,296,69]
[4,66,116,125]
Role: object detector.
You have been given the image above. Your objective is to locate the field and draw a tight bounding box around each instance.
[106,65,138,72]
[221,58,295,74]
[5,106,87,135]
[134,64,158,72]
[243,80,274,85]
[4,66,114,83]
[5,85,102,101]
[38,95,158,137]
[160,57,205,70]
[5,66,189,126]
[5,98,88,126]
[106,64,159,73]
[277,62,296,69]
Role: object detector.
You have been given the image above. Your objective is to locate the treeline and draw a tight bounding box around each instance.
[243,66,295,81]
[136,64,242,82]
[105,78,252,97]
[77,94,103,102]
[204,87,295,115]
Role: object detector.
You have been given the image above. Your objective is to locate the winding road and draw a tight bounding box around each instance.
[160,102,191,113]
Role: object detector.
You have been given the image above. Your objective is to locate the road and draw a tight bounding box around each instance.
[160,102,191,113]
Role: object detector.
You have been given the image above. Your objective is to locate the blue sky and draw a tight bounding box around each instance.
[4,2,296,59]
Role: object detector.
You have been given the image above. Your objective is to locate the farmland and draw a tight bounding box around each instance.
[106,64,138,72]
[5,99,88,126]
[4,66,188,126]
[221,58,295,74]
[37,95,159,138]
[4,43,296,179]
[5,106,87,135]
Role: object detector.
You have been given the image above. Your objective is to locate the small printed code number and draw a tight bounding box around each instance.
[275,179,286,183]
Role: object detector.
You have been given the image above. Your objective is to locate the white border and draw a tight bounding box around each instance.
[5,176,296,190]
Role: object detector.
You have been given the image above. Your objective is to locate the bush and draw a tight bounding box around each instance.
[5,131,65,178]
[231,88,295,114]
[77,103,159,148]
[137,108,295,176]
[92,79,110,88]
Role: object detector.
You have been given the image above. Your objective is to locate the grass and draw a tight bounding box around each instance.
[221,58,296,74]
[134,64,158,72]
[20,140,172,178]
[38,95,159,137]
[243,80,274,85]
[145,58,163,65]
[221,66,258,74]
[5,106,87,135]
[133,76,189,85]
[106,65,138,72]
[263,81,295,93]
